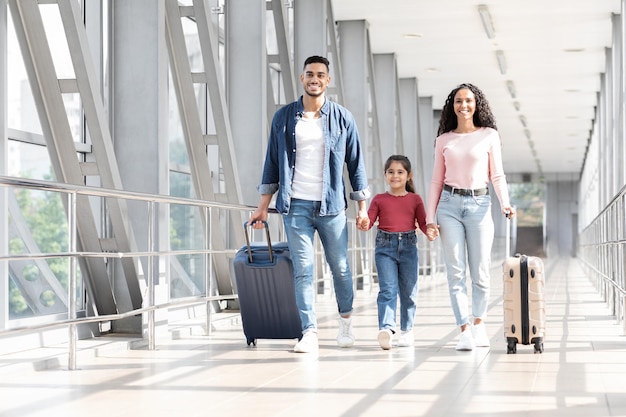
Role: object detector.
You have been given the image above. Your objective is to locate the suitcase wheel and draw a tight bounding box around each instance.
[246,337,257,347]
[533,341,544,354]
[506,339,517,354]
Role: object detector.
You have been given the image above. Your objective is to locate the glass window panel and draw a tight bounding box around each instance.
[168,70,191,171]
[7,12,42,134]
[169,174,205,297]
[40,5,75,79]
[8,141,55,181]
[182,18,203,74]
[62,93,84,145]
[8,7,85,143]
[8,187,83,319]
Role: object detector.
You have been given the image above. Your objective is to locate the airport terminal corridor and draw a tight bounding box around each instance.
[0,256,624,417]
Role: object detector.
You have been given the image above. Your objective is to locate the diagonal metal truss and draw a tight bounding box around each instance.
[8,0,142,315]
[164,0,246,300]
[267,0,297,105]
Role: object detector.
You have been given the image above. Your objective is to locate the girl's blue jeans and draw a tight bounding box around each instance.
[375,229,419,332]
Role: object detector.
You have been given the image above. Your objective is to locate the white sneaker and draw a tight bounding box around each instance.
[337,315,355,348]
[377,329,393,350]
[294,331,318,353]
[472,322,490,347]
[397,330,414,347]
[455,328,475,351]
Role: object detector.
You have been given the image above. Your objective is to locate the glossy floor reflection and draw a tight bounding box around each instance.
[0,257,624,417]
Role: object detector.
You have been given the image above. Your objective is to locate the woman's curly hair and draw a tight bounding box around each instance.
[437,83,497,137]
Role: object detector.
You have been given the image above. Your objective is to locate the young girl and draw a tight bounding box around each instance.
[358,155,430,350]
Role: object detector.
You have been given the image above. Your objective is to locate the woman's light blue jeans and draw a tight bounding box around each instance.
[436,189,494,327]
[374,230,419,332]
[282,199,354,333]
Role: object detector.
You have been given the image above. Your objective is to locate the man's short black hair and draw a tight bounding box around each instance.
[303,55,330,71]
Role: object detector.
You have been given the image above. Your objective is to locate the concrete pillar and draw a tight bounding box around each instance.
[336,20,380,191]
[419,97,436,190]
[226,0,266,206]
[546,177,580,257]
[0,0,8,328]
[399,78,424,193]
[374,53,399,158]
[112,0,169,332]
[294,0,326,82]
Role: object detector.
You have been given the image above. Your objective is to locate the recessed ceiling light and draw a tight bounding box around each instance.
[426,67,440,73]
[563,48,585,53]
[403,33,422,39]
[506,80,516,98]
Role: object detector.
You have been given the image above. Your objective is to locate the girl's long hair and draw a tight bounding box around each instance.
[437,83,497,137]
[384,155,415,193]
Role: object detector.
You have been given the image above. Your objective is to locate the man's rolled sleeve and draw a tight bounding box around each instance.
[349,188,371,201]
[257,183,278,195]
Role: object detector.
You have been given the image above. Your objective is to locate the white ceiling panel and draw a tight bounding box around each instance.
[331,0,621,178]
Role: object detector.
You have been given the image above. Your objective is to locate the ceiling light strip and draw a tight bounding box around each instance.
[478,5,495,39]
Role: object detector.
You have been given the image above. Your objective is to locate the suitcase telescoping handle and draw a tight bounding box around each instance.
[243,220,274,264]
[504,210,511,258]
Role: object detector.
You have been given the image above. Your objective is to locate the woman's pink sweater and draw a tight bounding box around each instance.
[426,127,511,224]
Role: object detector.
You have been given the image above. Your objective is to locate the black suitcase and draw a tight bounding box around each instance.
[233,221,302,346]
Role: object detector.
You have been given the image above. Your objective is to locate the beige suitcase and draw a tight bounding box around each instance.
[502,253,546,354]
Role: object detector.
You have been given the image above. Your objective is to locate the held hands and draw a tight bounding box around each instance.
[424,207,513,241]
[426,223,439,241]
[356,210,370,231]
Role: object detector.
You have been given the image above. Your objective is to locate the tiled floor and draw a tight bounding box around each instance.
[1,257,625,417]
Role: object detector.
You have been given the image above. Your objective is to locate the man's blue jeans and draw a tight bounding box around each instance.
[374,230,419,332]
[436,189,494,327]
[282,199,354,333]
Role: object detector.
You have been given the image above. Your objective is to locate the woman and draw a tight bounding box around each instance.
[425,83,515,351]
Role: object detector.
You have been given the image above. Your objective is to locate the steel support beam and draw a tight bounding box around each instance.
[399,78,426,195]
[8,0,143,315]
[225,0,266,207]
[164,0,245,302]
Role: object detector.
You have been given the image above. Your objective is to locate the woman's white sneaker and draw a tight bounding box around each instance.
[455,329,476,351]
[472,323,490,347]
[397,330,414,347]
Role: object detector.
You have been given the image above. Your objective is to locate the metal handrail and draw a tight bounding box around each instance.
[0,175,380,369]
[578,183,626,334]
[0,175,251,210]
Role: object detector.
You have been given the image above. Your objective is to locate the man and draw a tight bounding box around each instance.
[248,55,370,353]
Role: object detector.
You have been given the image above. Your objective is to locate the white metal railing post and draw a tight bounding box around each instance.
[67,191,78,370]
[147,200,156,350]
[205,206,212,336]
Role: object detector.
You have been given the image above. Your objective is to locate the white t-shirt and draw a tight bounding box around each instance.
[292,117,324,201]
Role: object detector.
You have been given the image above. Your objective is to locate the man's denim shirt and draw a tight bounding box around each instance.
[257,96,370,216]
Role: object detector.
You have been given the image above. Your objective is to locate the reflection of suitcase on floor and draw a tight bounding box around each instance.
[233,221,302,346]
[502,215,546,354]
